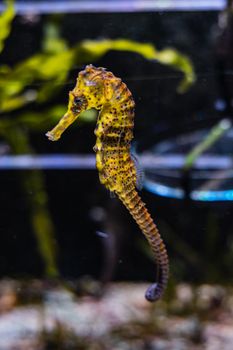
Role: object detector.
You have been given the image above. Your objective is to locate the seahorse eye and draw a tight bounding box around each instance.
[71,95,87,114]
[73,97,82,106]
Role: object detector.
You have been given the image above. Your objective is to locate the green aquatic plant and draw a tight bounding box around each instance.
[79,39,195,93]
[0,2,59,278]
[0,24,196,115]
[0,127,58,277]
[0,0,14,53]
[183,119,232,171]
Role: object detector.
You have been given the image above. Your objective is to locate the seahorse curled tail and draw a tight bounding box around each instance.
[117,186,169,302]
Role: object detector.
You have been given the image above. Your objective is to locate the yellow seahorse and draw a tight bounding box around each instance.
[46,64,169,301]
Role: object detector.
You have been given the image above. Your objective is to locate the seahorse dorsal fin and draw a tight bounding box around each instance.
[131,152,144,190]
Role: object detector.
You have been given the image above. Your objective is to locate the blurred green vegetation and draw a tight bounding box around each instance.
[184,119,232,170]
[2,127,58,277]
[0,0,14,53]
[0,3,196,122]
[0,0,196,278]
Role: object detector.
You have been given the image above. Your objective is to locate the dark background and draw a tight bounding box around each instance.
[1,8,232,287]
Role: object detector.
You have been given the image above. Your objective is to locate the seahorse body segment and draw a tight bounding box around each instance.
[46,64,169,302]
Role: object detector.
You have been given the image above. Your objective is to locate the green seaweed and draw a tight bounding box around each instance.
[0,6,58,278]
[0,0,15,53]
[0,126,59,277]
[183,119,232,171]
[78,39,196,93]
[0,24,196,114]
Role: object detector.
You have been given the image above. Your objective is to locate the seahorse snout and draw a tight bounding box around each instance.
[45,131,60,141]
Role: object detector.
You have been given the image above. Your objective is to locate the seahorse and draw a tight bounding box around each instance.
[46,64,169,302]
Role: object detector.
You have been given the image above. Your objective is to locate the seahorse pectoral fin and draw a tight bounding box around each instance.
[46,111,79,141]
[109,190,116,198]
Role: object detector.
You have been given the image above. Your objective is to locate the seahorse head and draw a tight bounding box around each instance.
[68,64,109,115]
[46,65,111,141]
